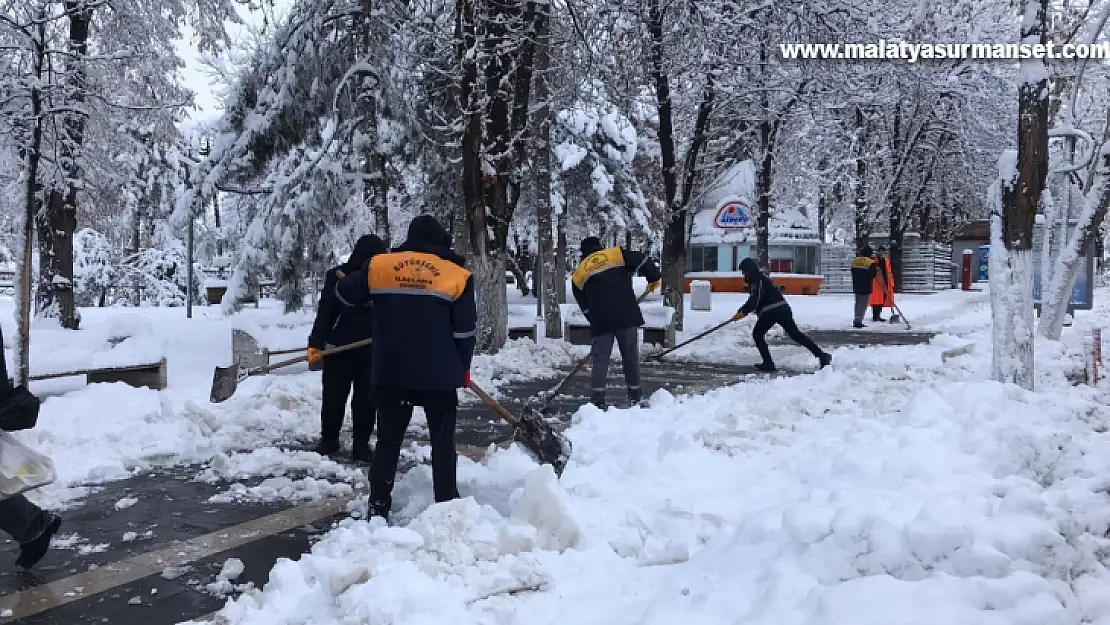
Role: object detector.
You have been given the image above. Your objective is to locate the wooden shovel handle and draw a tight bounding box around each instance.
[650,318,735,360]
[256,337,373,374]
[468,382,521,427]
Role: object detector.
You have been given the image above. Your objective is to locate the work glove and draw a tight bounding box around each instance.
[306,347,323,364]
[731,310,746,322]
[645,281,661,294]
[464,371,471,388]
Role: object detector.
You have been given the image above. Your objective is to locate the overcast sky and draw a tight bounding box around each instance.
[174,1,293,135]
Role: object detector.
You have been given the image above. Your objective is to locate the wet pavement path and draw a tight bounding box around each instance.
[0,329,935,624]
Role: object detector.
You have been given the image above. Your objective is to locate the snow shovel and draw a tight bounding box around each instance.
[647,317,737,361]
[468,382,571,476]
[209,338,373,403]
[525,288,654,418]
[877,275,911,330]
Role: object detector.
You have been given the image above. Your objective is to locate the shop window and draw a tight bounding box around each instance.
[770,246,794,261]
[689,246,718,272]
[794,245,817,274]
[717,246,734,272]
[770,258,794,273]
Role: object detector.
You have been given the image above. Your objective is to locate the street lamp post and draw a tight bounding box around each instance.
[189,139,211,319]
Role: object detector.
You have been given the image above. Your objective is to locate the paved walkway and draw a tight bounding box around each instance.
[0,329,935,624]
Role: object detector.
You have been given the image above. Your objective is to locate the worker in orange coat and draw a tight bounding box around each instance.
[870,246,894,322]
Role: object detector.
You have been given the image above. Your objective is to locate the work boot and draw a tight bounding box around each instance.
[819,352,833,369]
[627,387,643,407]
[589,392,607,410]
[369,495,391,521]
[16,513,61,569]
[873,315,885,322]
[754,362,777,373]
[313,438,341,456]
[351,443,372,464]
[853,321,866,329]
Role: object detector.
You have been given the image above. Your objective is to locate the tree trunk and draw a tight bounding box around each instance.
[457,0,540,352]
[887,105,904,288]
[359,0,392,246]
[854,107,870,251]
[649,0,684,331]
[556,217,566,305]
[532,5,561,338]
[1038,144,1110,339]
[369,153,391,243]
[889,194,905,292]
[471,250,509,352]
[817,156,830,243]
[35,2,91,330]
[989,203,1035,390]
[37,192,78,326]
[131,158,144,307]
[17,15,46,386]
[756,118,772,272]
[991,0,1049,390]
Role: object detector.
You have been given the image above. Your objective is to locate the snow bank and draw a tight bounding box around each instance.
[196,447,367,504]
[197,321,1110,625]
[469,338,578,396]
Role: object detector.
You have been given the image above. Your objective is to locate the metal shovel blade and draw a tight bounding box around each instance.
[514,407,572,476]
[210,363,241,403]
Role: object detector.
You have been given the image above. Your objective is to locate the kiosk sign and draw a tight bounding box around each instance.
[713,198,754,230]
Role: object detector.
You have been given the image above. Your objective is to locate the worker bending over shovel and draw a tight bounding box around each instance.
[732,258,832,373]
[571,237,661,410]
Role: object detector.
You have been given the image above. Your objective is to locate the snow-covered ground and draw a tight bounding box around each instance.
[178,283,1109,625]
[7,282,1110,625]
[0,281,1046,511]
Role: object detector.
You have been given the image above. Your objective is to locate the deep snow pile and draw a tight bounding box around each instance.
[187,323,1110,625]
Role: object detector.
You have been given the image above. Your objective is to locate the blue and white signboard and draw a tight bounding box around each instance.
[1032,221,1094,311]
[713,198,754,230]
[977,245,990,281]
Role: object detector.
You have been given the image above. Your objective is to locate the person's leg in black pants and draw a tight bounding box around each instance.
[367,393,413,519]
[420,392,460,503]
[349,350,376,462]
[317,350,355,455]
[753,307,830,371]
[0,325,61,568]
[751,313,777,370]
[776,309,825,359]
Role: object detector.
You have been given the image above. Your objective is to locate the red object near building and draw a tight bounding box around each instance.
[961,250,974,291]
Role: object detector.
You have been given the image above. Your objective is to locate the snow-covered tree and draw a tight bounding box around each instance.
[990,0,1051,390]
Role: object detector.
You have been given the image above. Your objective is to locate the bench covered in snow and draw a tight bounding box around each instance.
[640,304,676,347]
[562,305,676,347]
[23,313,168,390]
[562,308,592,346]
[507,307,537,341]
[29,359,167,390]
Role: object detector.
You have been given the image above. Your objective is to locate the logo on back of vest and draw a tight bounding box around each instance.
[394,258,441,289]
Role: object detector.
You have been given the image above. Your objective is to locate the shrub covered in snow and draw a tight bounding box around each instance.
[73,229,123,307]
[120,248,203,308]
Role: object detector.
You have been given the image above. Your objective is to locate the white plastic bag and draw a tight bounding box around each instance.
[0,432,55,498]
